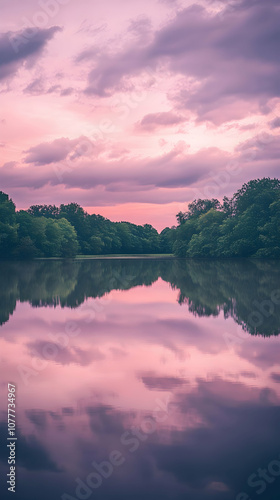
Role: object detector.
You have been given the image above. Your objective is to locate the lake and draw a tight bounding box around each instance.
[0,258,280,500]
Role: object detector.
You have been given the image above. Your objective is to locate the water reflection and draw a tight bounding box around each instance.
[0,259,279,500]
[1,259,280,336]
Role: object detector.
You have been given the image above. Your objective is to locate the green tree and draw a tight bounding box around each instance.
[27,204,60,218]
[187,209,226,257]
[59,203,90,253]
[176,198,222,225]
[160,227,176,254]
[16,212,47,257]
[57,218,79,257]
[173,219,198,257]
[232,178,280,215]
[0,192,18,258]
[44,219,63,256]
[256,196,280,258]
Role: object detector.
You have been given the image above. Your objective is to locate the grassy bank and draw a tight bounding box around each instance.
[75,254,175,260]
[33,254,174,261]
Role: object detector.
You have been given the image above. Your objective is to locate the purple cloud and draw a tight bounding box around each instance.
[138,111,185,130]
[236,133,280,161]
[24,77,45,95]
[140,372,187,390]
[60,87,74,96]
[23,137,93,166]
[128,16,152,40]
[0,26,61,81]
[3,145,229,190]
[27,339,105,366]
[79,0,280,122]
[270,117,280,129]
[270,372,280,383]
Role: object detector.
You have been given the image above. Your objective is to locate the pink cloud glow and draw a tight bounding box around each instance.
[0,0,279,229]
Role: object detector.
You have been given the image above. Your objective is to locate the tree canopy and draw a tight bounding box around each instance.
[0,177,279,259]
[0,192,168,259]
[174,177,280,258]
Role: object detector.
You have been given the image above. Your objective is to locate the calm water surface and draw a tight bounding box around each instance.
[0,259,280,500]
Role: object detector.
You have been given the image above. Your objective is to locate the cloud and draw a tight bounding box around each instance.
[239,337,280,370]
[239,371,256,379]
[138,111,185,130]
[62,407,75,415]
[79,0,280,122]
[140,372,187,390]
[4,135,280,208]
[23,136,93,166]
[16,378,278,500]
[23,77,75,97]
[24,79,74,97]
[86,405,126,437]
[1,144,229,192]
[26,409,48,430]
[24,77,45,95]
[150,378,280,495]
[127,16,152,40]
[269,117,280,129]
[270,372,280,383]
[0,421,61,472]
[0,26,61,82]
[27,340,105,366]
[236,133,280,161]
[60,87,74,96]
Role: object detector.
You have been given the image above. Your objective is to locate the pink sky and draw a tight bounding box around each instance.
[0,0,280,230]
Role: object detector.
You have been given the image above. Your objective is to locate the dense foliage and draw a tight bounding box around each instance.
[0,194,172,258]
[0,177,279,259]
[174,178,280,258]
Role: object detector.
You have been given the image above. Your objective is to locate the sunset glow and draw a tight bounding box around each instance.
[1,0,280,228]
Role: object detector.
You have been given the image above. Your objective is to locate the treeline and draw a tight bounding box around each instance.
[0,192,171,258]
[173,177,280,258]
[0,177,279,259]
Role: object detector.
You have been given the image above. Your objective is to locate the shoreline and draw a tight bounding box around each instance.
[40,254,176,261]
